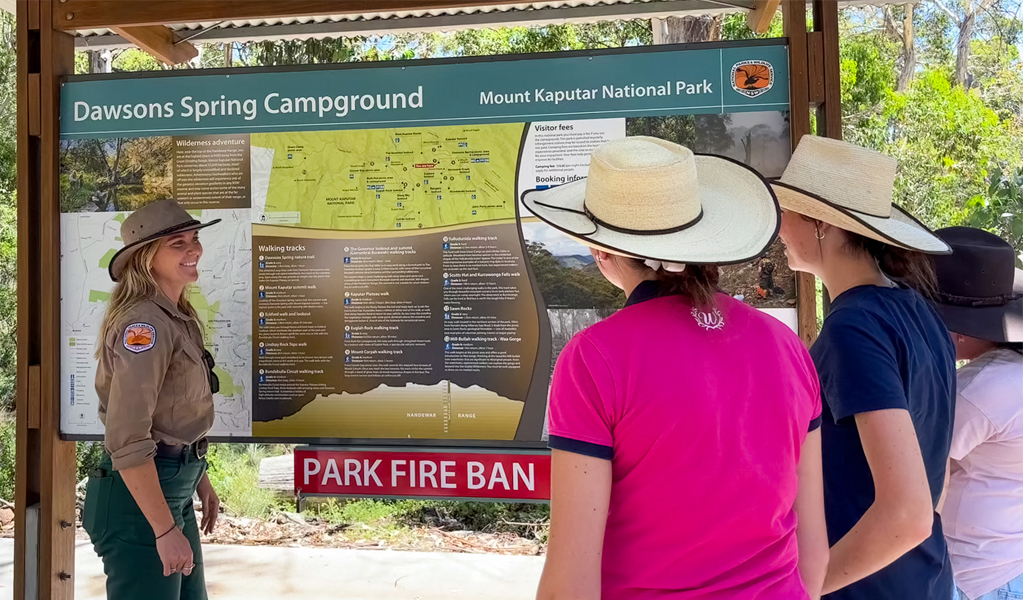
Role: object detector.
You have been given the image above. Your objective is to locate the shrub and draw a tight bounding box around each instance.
[0,412,15,501]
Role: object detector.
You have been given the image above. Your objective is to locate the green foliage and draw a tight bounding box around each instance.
[0,413,15,501]
[112,49,164,72]
[839,31,898,115]
[0,13,15,412]
[248,38,360,66]
[971,39,1023,120]
[433,21,651,57]
[76,441,106,482]
[304,498,549,543]
[721,12,783,40]
[205,444,287,519]
[966,164,1023,264]
[878,70,1020,228]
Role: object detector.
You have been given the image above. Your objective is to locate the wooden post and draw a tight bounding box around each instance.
[813,0,842,140]
[782,0,819,346]
[16,1,78,599]
[813,0,841,317]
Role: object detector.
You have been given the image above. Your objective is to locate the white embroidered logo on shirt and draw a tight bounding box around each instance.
[123,323,156,353]
[691,307,725,330]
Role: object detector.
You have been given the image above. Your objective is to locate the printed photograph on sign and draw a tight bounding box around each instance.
[59,133,254,437]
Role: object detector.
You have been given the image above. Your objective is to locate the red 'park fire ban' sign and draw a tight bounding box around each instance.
[295,449,551,501]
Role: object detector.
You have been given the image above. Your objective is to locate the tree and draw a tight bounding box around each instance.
[881,70,1020,227]
[928,0,1017,87]
[884,4,917,90]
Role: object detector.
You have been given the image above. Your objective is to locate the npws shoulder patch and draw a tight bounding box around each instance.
[123,323,157,353]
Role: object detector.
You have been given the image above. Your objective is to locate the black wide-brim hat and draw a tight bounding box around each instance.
[109,199,220,282]
[932,227,1023,343]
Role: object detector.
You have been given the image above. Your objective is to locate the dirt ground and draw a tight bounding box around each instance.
[0,502,545,557]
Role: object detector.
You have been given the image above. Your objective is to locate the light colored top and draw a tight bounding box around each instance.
[95,293,214,470]
[547,288,821,599]
[942,348,1023,599]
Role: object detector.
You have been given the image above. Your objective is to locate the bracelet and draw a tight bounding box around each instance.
[155,524,177,540]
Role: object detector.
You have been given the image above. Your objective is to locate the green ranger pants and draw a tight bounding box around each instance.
[82,452,208,600]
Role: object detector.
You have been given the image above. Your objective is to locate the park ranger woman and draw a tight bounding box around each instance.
[82,199,222,600]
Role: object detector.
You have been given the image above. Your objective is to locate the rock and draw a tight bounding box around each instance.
[0,507,14,525]
[280,512,306,526]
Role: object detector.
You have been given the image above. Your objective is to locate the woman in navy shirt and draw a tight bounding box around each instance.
[772,137,956,600]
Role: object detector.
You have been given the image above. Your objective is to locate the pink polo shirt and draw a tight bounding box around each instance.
[547,284,821,599]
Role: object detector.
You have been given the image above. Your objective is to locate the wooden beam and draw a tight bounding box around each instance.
[112,25,198,65]
[14,4,37,600]
[807,31,826,105]
[55,0,535,31]
[814,0,843,139]
[783,0,818,347]
[17,1,78,598]
[746,0,780,34]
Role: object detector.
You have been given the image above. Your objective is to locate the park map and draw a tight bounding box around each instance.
[250,123,524,231]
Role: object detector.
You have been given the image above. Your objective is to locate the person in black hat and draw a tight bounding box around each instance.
[931,227,1023,600]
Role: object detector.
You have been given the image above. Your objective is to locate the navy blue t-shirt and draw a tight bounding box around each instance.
[811,285,955,600]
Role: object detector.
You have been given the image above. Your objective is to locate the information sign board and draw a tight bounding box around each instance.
[59,40,795,447]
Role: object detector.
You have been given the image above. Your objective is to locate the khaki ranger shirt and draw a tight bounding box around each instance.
[95,293,214,471]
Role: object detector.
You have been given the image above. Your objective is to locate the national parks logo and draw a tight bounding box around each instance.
[123,322,156,353]
[731,60,774,98]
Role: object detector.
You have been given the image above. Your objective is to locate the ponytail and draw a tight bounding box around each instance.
[844,234,938,298]
[625,259,720,308]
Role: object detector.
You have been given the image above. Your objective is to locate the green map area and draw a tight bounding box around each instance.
[188,288,238,396]
[251,123,524,231]
[83,213,239,399]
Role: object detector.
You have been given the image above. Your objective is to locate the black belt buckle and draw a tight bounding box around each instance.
[194,438,208,460]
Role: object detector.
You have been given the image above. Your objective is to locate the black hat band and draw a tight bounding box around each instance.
[936,290,1022,308]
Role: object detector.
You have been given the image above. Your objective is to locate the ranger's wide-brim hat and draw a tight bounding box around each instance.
[520,136,779,265]
[771,136,950,255]
[109,199,220,282]
[932,226,1023,343]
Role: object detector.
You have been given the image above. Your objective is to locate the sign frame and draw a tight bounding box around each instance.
[57,38,792,450]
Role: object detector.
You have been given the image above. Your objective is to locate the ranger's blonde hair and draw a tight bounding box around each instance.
[95,239,200,358]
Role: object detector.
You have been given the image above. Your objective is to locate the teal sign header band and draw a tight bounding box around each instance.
[60,43,789,139]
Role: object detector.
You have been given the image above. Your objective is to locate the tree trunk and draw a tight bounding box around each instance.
[896,4,916,91]
[662,15,723,44]
[955,10,975,87]
[224,42,232,68]
[87,50,109,74]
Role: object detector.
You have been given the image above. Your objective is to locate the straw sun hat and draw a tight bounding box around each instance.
[771,136,950,254]
[520,136,779,265]
[108,199,220,282]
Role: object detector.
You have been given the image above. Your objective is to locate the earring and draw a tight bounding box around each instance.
[815,228,826,241]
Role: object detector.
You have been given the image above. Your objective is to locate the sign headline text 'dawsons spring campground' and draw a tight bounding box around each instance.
[72,79,717,124]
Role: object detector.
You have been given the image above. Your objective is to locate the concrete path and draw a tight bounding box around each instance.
[0,539,544,599]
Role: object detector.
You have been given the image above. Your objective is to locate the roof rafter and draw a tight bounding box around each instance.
[110,25,199,65]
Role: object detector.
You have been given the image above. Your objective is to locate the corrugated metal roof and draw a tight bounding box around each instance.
[68,0,914,49]
[72,0,755,48]
[72,0,736,37]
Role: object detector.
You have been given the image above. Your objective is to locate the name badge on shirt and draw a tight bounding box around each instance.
[123,323,157,353]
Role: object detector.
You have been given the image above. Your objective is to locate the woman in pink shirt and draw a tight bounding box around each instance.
[523,137,828,600]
